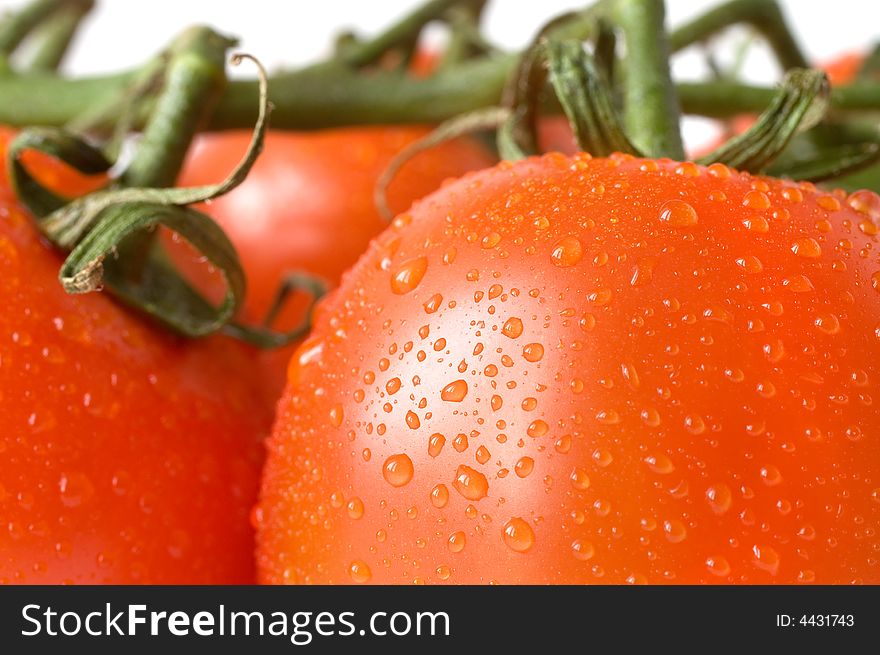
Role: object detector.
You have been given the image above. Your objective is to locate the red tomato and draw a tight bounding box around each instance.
[257,153,880,584]
[822,51,863,85]
[177,127,495,395]
[0,131,272,584]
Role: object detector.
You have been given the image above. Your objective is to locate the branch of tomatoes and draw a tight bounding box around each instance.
[3,0,880,346]
[0,0,873,131]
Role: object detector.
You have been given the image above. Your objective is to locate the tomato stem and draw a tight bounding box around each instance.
[336,0,483,68]
[670,0,808,71]
[0,0,92,71]
[610,0,684,159]
[122,26,233,188]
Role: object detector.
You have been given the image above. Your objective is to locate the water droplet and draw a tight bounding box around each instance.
[475,446,491,464]
[383,454,414,487]
[659,199,699,227]
[347,497,365,519]
[502,317,524,338]
[430,484,449,508]
[441,379,469,402]
[782,274,814,293]
[405,410,421,429]
[390,256,428,294]
[423,293,443,314]
[515,457,535,478]
[570,467,590,490]
[385,378,401,395]
[550,236,584,267]
[743,190,770,209]
[791,237,822,258]
[453,465,489,501]
[760,465,782,486]
[349,560,372,583]
[817,194,841,211]
[684,414,706,435]
[329,404,344,427]
[481,232,502,249]
[595,409,621,425]
[448,531,466,553]
[502,517,535,553]
[663,519,687,543]
[814,313,841,335]
[763,339,786,363]
[522,343,544,362]
[736,255,764,274]
[751,544,780,575]
[742,215,770,233]
[630,257,656,287]
[428,433,446,458]
[706,484,732,514]
[706,556,731,577]
[644,454,674,474]
[58,472,94,508]
[527,419,549,437]
[571,539,595,561]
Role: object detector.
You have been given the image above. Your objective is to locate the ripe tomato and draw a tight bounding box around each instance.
[177,127,495,394]
[0,132,272,584]
[257,153,880,584]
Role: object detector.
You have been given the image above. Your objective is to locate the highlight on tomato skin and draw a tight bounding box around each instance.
[175,126,496,396]
[256,152,880,585]
[0,146,273,584]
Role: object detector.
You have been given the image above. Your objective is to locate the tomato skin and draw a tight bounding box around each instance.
[0,137,272,583]
[258,153,880,584]
[177,127,495,394]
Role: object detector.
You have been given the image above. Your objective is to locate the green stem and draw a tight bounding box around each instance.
[611,0,684,159]
[0,0,70,54]
[670,0,808,70]
[339,0,479,67]
[212,55,515,130]
[4,58,880,131]
[20,0,94,72]
[122,26,233,188]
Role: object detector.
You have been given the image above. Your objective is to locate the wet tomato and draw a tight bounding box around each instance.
[177,127,495,394]
[0,132,271,584]
[257,153,880,584]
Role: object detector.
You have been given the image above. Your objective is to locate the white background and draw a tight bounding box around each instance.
[2,0,877,145]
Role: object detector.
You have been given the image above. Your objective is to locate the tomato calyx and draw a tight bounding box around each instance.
[6,35,323,347]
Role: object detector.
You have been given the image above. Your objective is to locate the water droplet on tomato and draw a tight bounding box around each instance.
[502,517,535,553]
[347,497,365,519]
[706,484,732,514]
[663,519,687,543]
[706,556,731,577]
[515,457,535,478]
[502,317,524,338]
[571,539,595,561]
[390,256,428,294]
[522,343,544,362]
[430,484,449,508]
[452,465,489,500]
[659,199,699,227]
[448,531,466,553]
[440,379,469,402]
[383,454,414,487]
[751,544,780,575]
[550,236,584,267]
[791,237,822,258]
[405,411,421,429]
[349,560,372,583]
